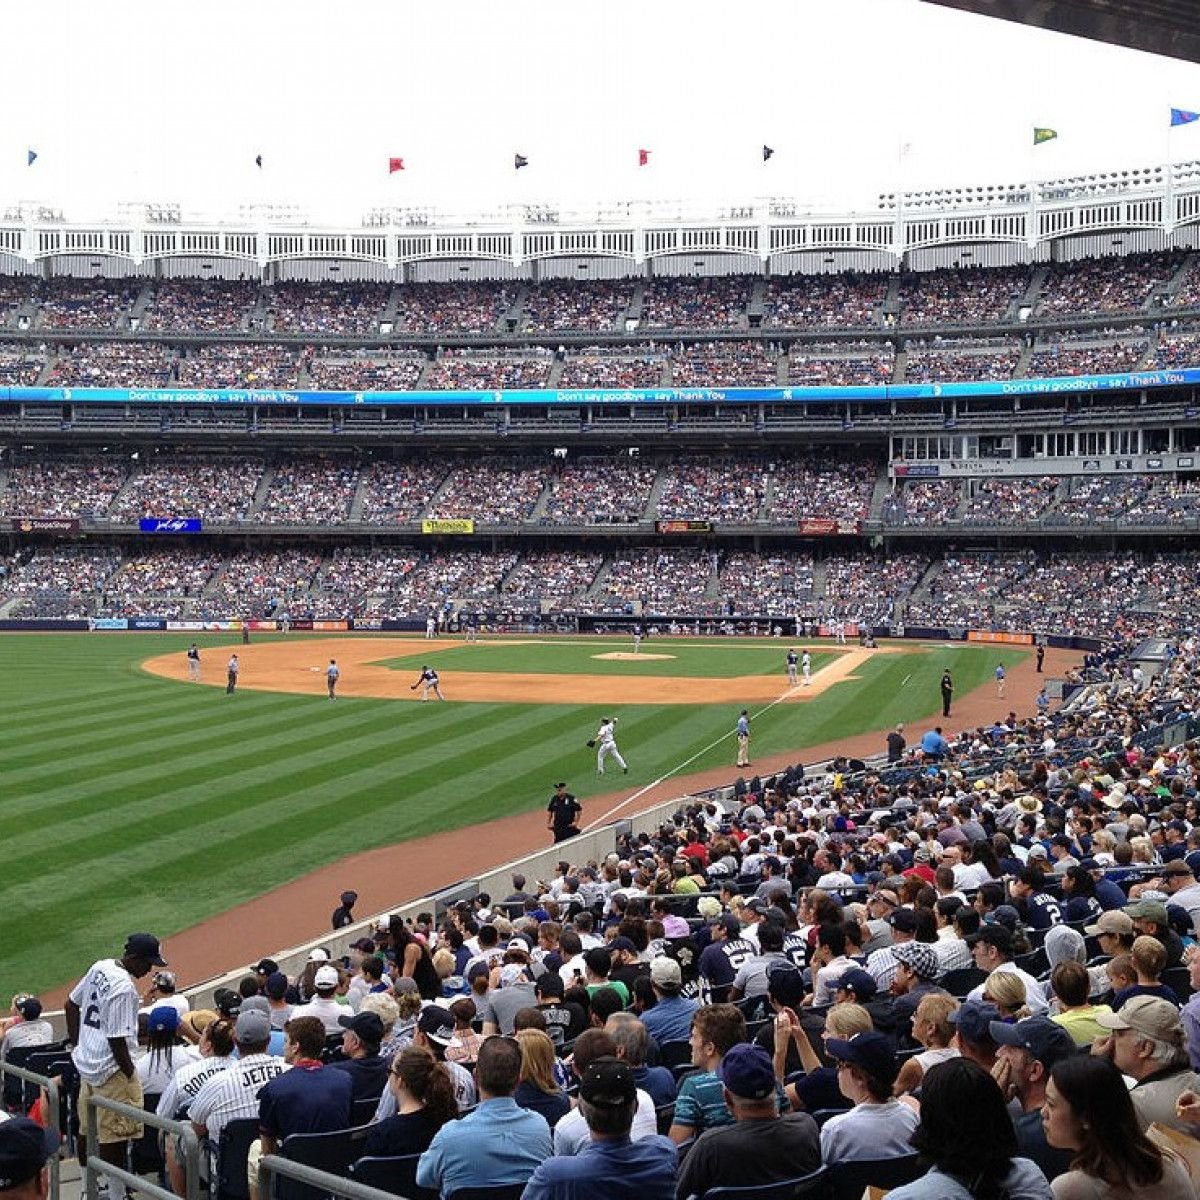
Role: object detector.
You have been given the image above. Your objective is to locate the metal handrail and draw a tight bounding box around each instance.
[0,1060,63,1199]
[82,1093,201,1200]
[257,1154,403,1200]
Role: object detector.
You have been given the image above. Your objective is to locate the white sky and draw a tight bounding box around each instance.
[6,0,1200,225]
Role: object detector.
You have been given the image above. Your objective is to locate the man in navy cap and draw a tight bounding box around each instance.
[521,1057,675,1200]
[989,1015,1077,1181]
[0,1118,59,1200]
[675,1044,819,1198]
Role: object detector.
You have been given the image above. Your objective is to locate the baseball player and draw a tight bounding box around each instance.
[736,710,751,767]
[801,649,812,686]
[995,663,1006,697]
[411,665,445,701]
[186,643,200,682]
[425,615,436,640]
[326,659,340,700]
[226,654,239,695]
[632,625,643,655]
[590,717,627,775]
[786,648,798,686]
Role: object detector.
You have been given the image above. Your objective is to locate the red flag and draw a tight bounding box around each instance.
[638,148,651,167]
[388,157,405,174]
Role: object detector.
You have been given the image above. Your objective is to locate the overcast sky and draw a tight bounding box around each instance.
[6,0,1200,224]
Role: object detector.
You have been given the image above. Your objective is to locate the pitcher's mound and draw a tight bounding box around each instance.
[593,652,676,661]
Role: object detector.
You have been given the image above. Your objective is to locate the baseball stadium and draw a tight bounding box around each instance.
[5,3,1200,1199]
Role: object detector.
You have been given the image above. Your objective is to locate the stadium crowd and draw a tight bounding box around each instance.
[521,280,635,334]
[16,621,1200,1200]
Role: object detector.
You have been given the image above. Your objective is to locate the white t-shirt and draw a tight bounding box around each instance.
[1,1020,55,1051]
[552,1088,657,1155]
[137,1044,200,1096]
[69,959,141,1085]
[288,996,347,1035]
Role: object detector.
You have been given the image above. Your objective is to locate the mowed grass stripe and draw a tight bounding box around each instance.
[0,700,545,851]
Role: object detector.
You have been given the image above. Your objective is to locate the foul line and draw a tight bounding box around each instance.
[582,685,803,832]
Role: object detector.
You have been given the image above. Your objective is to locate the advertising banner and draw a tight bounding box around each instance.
[421,519,475,534]
[968,630,1034,645]
[656,520,712,533]
[797,518,862,535]
[129,618,167,630]
[9,517,81,532]
[139,518,202,534]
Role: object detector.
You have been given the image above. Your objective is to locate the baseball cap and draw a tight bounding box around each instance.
[765,961,806,1009]
[886,909,918,933]
[234,1009,272,1044]
[308,948,331,963]
[988,1016,1076,1068]
[650,957,683,989]
[948,999,1002,1045]
[834,968,879,1000]
[417,1006,461,1048]
[1096,996,1183,1043]
[892,941,939,981]
[265,971,289,999]
[340,890,358,906]
[0,1118,59,1189]
[717,913,742,935]
[147,1005,181,1034]
[965,925,1013,954]
[240,996,270,1015]
[338,1011,385,1044]
[825,1031,898,1085]
[608,937,639,955]
[213,988,241,1017]
[252,958,279,975]
[1125,900,1169,925]
[14,996,42,1021]
[349,938,376,953]
[153,970,176,990]
[1084,910,1134,937]
[990,905,1021,931]
[313,965,340,989]
[125,933,167,966]
[718,1043,777,1100]
[579,1056,636,1108]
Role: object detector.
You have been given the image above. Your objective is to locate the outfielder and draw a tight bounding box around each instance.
[589,716,627,775]
[411,665,445,701]
[801,649,812,686]
[786,648,798,686]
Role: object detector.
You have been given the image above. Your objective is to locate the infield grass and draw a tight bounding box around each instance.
[0,633,1024,993]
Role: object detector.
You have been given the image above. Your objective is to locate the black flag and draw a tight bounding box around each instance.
[514,153,529,170]
[762,145,775,162]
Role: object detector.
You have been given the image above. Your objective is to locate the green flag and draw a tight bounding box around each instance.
[1033,127,1058,146]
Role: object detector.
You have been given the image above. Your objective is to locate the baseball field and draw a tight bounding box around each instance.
[0,632,1030,995]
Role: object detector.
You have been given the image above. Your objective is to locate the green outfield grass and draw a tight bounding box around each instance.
[0,633,1026,993]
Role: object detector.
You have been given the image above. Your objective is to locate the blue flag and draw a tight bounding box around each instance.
[1171,108,1200,127]
[26,149,37,166]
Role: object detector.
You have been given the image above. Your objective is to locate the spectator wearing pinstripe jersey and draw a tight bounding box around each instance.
[188,1010,287,1142]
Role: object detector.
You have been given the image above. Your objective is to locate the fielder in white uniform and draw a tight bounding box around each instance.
[801,650,812,686]
[425,615,436,639]
[594,717,627,775]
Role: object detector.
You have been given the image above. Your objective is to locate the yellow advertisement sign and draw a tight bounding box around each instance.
[421,519,475,535]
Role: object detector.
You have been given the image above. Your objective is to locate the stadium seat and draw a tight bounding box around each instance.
[827,1154,922,1200]
[277,1124,372,1200]
[349,1154,435,1199]
[695,1167,828,1199]
[216,1118,260,1200]
[940,966,989,997]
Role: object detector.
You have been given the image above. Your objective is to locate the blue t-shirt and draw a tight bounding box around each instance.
[258,1061,353,1139]
[521,1134,677,1200]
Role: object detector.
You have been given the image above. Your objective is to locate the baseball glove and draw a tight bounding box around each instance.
[586,740,596,748]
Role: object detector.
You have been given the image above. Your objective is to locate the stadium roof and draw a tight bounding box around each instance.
[922,1,1200,65]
